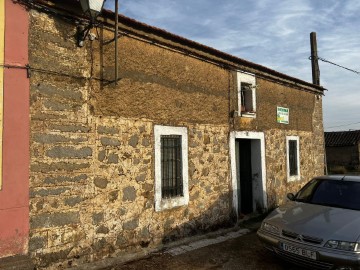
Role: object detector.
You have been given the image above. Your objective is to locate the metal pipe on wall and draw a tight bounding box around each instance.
[115,0,118,85]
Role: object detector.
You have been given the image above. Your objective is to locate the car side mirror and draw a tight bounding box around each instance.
[287,193,295,201]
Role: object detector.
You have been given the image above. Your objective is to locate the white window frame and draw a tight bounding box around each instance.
[229,131,268,216]
[154,125,189,212]
[286,136,300,182]
[237,72,256,118]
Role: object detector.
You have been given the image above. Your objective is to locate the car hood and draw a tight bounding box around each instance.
[265,201,360,242]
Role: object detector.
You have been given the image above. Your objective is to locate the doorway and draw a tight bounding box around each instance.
[230,132,267,218]
[238,139,253,214]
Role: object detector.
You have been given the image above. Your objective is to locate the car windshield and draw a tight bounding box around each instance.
[295,179,360,210]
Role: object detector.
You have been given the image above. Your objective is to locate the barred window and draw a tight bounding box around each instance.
[161,135,183,198]
[154,125,189,212]
[288,140,298,176]
[286,136,300,181]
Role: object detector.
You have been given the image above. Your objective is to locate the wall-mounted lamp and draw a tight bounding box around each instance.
[77,0,106,47]
[77,0,120,85]
[80,0,105,22]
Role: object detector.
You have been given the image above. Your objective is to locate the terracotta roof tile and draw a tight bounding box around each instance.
[325,130,360,147]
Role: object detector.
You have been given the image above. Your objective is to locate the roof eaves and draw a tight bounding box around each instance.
[31,0,325,93]
[101,9,325,93]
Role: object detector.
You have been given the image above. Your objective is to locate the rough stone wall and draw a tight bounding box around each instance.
[28,5,324,268]
[234,78,317,131]
[29,10,93,267]
[265,129,324,208]
[264,94,324,207]
[91,31,230,125]
[28,11,232,268]
[231,78,324,208]
[30,117,231,267]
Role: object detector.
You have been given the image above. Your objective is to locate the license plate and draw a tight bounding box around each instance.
[281,243,317,260]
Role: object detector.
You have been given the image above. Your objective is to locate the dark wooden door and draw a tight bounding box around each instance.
[239,139,253,215]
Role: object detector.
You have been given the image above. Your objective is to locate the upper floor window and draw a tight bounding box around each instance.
[237,72,256,117]
[154,125,189,211]
[286,136,300,181]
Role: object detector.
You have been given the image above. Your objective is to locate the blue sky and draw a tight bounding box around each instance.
[105,0,360,131]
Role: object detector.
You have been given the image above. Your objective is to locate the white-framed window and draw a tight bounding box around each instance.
[286,136,300,181]
[237,72,256,117]
[154,125,189,212]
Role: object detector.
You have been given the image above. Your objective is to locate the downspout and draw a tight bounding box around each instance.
[0,0,4,190]
[115,0,118,85]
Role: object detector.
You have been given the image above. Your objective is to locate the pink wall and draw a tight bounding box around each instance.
[0,0,30,258]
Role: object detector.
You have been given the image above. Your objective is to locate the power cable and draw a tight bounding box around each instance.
[327,121,360,129]
[0,63,111,83]
[11,0,325,94]
[309,56,360,75]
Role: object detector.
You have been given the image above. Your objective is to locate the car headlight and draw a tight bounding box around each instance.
[325,240,359,252]
[262,222,280,235]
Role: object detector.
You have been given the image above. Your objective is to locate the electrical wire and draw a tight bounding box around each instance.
[309,56,360,75]
[12,0,325,94]
[327,121,360,129]
[0,63,111,83]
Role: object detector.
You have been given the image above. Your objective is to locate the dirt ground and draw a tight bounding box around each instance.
[102,231,303,270]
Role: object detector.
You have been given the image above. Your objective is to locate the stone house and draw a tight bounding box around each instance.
[325,130,360,172]
[0,0,325,268]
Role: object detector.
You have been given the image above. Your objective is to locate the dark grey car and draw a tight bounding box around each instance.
[257,176,360,270]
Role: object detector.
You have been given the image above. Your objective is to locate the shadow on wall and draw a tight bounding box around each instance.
[160,193,237,246]
[31,190,271,268]
[72,193,238,268]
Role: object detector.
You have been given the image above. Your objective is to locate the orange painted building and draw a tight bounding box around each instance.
[0,0,30,258]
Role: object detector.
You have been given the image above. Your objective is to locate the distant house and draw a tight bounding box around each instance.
[325,130,360,172]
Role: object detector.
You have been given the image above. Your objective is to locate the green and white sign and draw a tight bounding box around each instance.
[277,106,289,124]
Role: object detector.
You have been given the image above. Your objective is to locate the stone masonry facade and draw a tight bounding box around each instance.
[27,4,324,268]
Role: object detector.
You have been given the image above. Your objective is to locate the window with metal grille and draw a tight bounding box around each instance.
[286,136,300,181]
[289,140,298,176]
[161,135,183,198]
[154,125,188,211]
